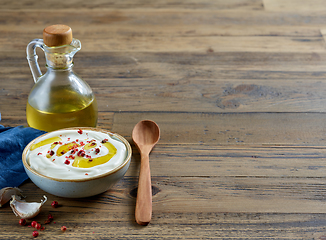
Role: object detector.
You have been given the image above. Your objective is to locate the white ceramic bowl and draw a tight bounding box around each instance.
[22,127,132,198]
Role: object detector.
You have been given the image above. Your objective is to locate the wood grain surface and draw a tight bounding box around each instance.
[1,0,326,239]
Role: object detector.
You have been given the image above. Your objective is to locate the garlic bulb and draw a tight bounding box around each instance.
[0,187,24,207]
[10,195,47,219]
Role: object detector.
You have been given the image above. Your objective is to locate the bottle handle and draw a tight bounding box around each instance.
[26,39,44,83]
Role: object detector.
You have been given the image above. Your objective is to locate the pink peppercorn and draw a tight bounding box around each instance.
[51,201,59,208]
[31,221,37,228]
[19,219,26,226]
[35,223,41,230]
[32,231,39,237]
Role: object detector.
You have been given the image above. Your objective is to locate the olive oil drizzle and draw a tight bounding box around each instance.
[30,136,117,168]
[30,137,62,151]
[72,142,117,168]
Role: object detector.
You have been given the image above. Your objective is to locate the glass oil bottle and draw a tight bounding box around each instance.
[26,24,97,132]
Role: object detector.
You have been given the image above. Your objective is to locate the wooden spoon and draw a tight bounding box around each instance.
[132,120,160,225]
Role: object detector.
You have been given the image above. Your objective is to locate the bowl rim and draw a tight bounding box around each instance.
[22,127,132,183]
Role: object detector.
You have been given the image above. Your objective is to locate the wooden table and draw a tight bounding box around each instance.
[1,0,326,238]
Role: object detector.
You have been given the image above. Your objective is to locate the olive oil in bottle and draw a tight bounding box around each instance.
[26,87,97,132]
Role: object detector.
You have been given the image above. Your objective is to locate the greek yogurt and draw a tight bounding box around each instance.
[27,129,127,179]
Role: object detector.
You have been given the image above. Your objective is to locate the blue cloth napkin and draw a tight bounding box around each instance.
[0,125,46,189]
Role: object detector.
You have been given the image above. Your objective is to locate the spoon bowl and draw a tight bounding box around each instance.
[132,120,160,225]
[132,120,160,153]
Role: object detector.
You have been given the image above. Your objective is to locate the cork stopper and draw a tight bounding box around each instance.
[43,24,73,47]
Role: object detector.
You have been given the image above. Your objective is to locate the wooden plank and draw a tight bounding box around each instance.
[1,9,326,30]
[91,79,326,112]
[264,0,326,12]
[74,51,326,81]
[2,8,326,28]
[1,34,324,53]
[1,10,326,53]
[1,203,325,239]
[4,52,326,77]
[113,112,326,145]
[147,177,326,214]
[0,23,323,39]
[128,144,326,178]
[0,0,263,10]
[80,36,325,53]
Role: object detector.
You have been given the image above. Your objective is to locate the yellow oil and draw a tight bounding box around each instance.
[72,141,117,168]
[30,135,117,168]
[26,88,98,132]
[30,137,62,151]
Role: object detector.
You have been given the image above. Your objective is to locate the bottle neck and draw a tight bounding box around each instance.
[43,38,81,70]
[46,63,74,72]
[45,52,74,69]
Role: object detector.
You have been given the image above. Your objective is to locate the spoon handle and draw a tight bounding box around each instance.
[135,153,152,225]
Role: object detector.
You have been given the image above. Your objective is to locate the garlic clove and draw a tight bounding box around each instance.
[0,187,24,207]
[10,195,47,219]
